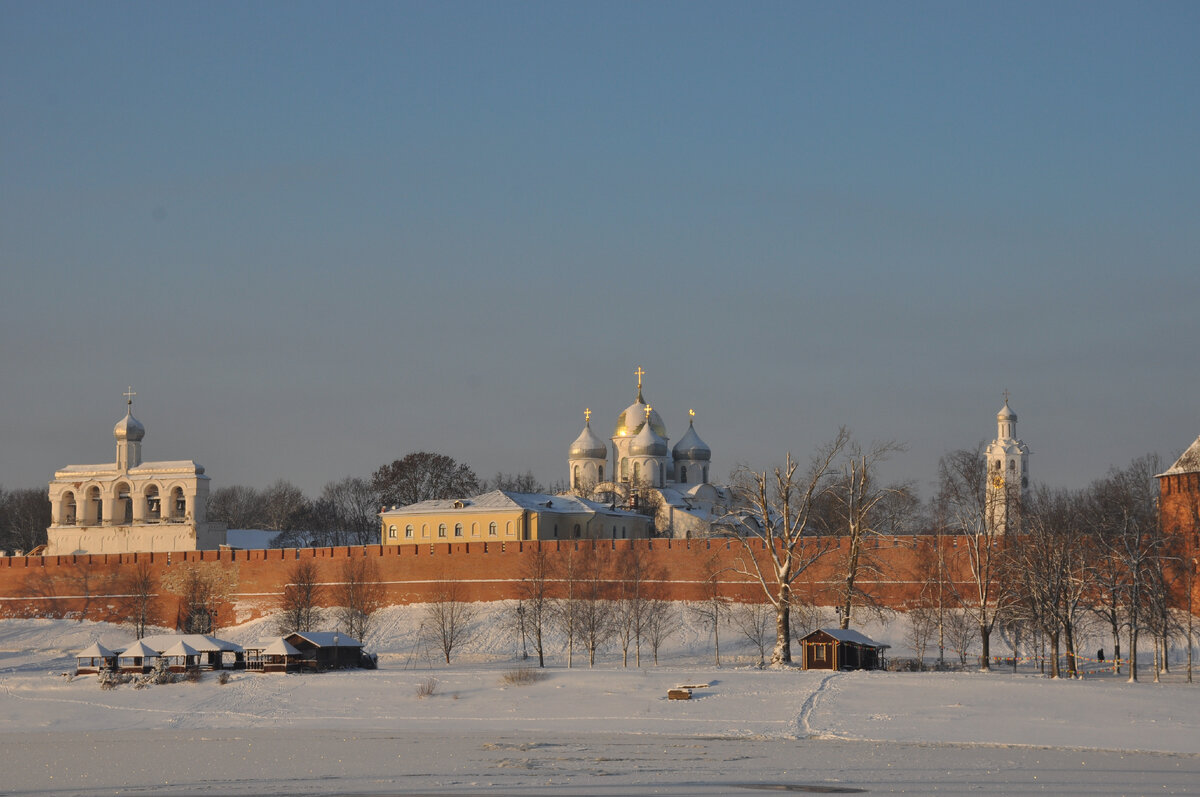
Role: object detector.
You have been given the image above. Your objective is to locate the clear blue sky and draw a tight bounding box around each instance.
[2,1,1198,500]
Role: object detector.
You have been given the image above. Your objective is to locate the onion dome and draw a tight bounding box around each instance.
[613,400,667,439]
[997,402,1016,422]
[569,420,608,460]
[630,420,668,457]
[672,419,711,461]
[114,406,145,442]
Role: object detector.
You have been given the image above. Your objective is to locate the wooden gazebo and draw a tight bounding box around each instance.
[117,640,159,674]
[76,642,117,675]
[800,628,888,671]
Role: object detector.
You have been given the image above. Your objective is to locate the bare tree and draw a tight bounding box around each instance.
[483,471,544,493]
[552,547,583,667]
[643,599,678,665]
[260,480,311,533]
[825,439,908,630]
[207,485,263,529]
[946,610,976,668]
[935,445,1009,670]
[729,429,849,665]
[614,544,658,667]
[317,477,382,546]
[578,546,617,666]
[0,487,51,553]
[518,547,553,667]
[118,561,157,638]
[162,563,237,634]
[906,607,937,667]
[333,556,385,643]
[731,602,774,667]
[422,580,478,664]
[691,552,731,666]
[371,452,479,507]
[277,559,323,634]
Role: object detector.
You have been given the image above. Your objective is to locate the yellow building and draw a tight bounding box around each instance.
[379,490,652,546]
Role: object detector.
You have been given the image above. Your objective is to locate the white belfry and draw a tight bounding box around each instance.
[984,393,1031,534]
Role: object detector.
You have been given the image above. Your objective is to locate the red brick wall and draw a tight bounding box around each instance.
[0,536,986,629]
[1159,472,1200,613]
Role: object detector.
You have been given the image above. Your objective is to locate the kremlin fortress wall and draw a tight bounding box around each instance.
[0,536,983,630]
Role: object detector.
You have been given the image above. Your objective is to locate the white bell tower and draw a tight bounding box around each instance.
[984,391,1030,534]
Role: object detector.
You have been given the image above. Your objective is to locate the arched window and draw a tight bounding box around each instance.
[115,483,132,524]
[388,525,397,539]
[489,521,498,536]
[438,523,447,538]
[633,462,640,482]
[573,523,581,538]
[506,521,513,536]
[703,466,709,483]
[421,523,429,538]
[573,465,579,486]
[680,465,688,483]
[598,465,604,481]
[994,460,1001,470]
[62,492,77,525]
[144,486,160,520]
[621,459,629,480]
[659,463,665,485]
[1008,460,1015,471]
[471,522,479,537]
[454,523,463,537]
[86,486,102,525]
[405,525,414,538]
[169,487,186,519]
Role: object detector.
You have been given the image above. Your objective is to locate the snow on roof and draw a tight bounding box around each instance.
[139,634,242,654]
[287,631,362,648]
[76,642,116,658]
[55,460,207,479]
[382,490,643,518]
[161,640,200,658]
[811,628,889,647]
[1162,435,1200,476]
[119,640,159,658]
[260,638,302,656]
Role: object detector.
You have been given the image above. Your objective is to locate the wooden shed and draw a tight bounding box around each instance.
[800,628,888,671]
[284,631,364,671]
[244,637,303,673]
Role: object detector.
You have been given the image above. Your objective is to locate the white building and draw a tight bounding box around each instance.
[45,392,225,555]
[567,368,732,538]
[984,395,1031,534]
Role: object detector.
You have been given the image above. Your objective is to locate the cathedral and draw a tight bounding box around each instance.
[45,391,226,555]
[567,368,731,538]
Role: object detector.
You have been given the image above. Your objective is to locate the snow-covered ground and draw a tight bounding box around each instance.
[2,607,1198,795]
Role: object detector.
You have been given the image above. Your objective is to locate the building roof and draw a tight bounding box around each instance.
[55,460,207,479]
[569,422,608,460]
[77,642,116,659]
[260,638,302,656]
[382,490,644,519]
[161,640,200,658]
[804,628,888,648]
[672,420,711,461]
[119,640,159,659]
[1162,435,1200,476]
[286,631,363,648]
[139,634,242,654]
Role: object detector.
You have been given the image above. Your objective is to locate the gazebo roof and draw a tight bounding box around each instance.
[119,640,159,659]
[77,642,117,659]
[260,638,302,656]
[161,640,200,658]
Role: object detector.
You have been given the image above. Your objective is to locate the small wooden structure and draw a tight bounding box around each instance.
[140,634,245,670]
[75,642,117,675]
[161,640,201,673]
[117,640,159,674]
[244,637,302,673]
[284,631,364,671]
[800,628,888,671]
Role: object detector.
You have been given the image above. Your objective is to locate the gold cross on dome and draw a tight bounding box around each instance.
[634,366,646,390]
[123,386,136,406]
[1002,388,1010,405]
[689,408,695,418]
[644,405,652,421]
[584,408,592,424]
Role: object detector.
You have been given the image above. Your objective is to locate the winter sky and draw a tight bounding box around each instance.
[2,1,1198,500]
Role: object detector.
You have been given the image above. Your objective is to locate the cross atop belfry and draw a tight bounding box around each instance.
[123,386,136,407]
[584,408,592,425]
[635,366,646,401]
[1003,388,1010,405]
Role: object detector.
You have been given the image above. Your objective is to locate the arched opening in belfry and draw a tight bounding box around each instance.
[680,465,688,483]
[115,483,133,524]
[61,492,77,525]
[86,486,102,525]
[169,487,186,520]
[144,485,161,521]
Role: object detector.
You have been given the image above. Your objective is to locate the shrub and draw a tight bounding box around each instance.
[217,671,231,685]
[185,668,203,683]
[415,677,437,698]
[500,667,547,686]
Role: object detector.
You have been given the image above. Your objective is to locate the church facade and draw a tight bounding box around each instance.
[567,368,735,538]
[45,392,225,556]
